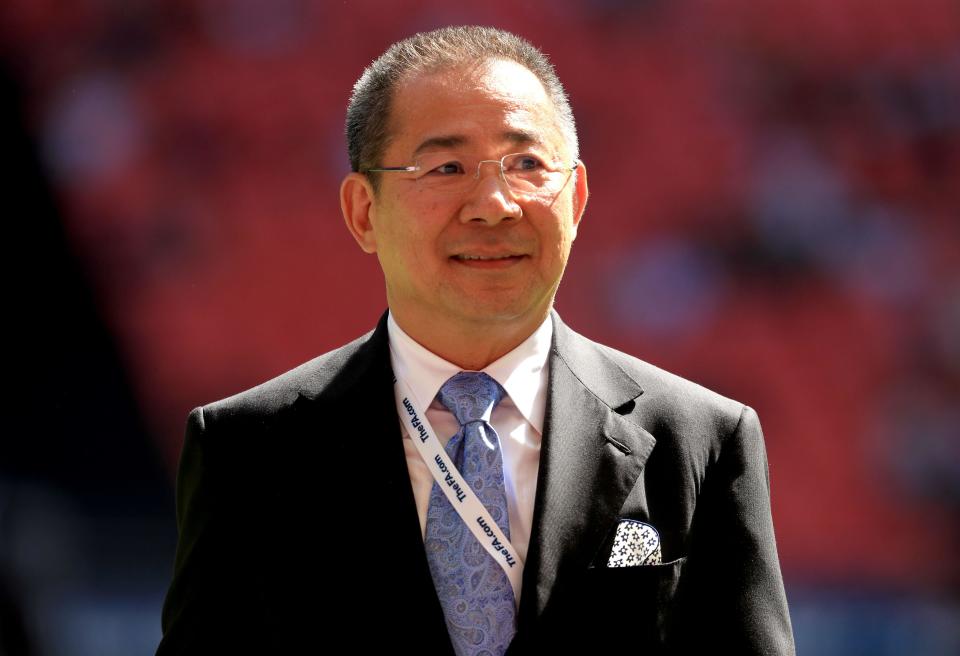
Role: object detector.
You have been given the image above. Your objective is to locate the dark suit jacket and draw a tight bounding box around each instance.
[157,311,795,655]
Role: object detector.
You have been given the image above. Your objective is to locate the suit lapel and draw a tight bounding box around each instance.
[518,312,656,628]
[288,312,454,654]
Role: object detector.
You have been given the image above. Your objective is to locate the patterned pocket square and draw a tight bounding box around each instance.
[607,519,662,567]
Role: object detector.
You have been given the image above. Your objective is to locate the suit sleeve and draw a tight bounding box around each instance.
[156,407,264,655]
[671,405,795,655]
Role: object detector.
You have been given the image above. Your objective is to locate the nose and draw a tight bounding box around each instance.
[459,160,523,225]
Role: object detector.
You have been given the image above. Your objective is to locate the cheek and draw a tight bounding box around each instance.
[542,209,577,251]
[407,183,450,212]
[548,225,578,273]
[396,193,451,243]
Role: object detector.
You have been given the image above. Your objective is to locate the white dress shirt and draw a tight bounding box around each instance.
[387,312,551,567]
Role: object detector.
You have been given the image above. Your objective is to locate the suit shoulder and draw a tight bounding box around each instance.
[585,336,748,430]
[198,328,376,423]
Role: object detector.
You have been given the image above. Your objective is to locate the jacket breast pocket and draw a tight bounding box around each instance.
[570,556,687,653]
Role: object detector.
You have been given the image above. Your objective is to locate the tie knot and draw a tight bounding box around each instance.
[437,371,506,427]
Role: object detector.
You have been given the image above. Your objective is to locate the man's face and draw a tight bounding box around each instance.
[343,59,588,337]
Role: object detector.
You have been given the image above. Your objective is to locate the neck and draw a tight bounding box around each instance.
[389,308,550,371]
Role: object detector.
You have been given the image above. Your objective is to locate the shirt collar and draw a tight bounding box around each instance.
[387,312,552,433]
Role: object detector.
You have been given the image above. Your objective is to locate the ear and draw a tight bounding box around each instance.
[340,172,378,253]
[570,160,589,238]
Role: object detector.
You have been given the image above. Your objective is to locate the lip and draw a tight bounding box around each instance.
[450,253,528,269]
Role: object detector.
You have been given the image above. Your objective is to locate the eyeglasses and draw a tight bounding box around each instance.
[364,152,579,197]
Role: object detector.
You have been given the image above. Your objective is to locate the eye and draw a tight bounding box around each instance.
[506,153,547,172]
[429,160,465,175]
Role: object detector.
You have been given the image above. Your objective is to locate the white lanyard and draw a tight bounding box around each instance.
[394,375,523,602]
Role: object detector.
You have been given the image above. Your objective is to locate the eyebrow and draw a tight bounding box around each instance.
[411,130,544,156]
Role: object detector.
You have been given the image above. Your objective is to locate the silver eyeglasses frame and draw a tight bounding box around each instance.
[363,151,580,196]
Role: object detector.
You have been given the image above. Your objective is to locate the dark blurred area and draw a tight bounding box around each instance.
[1,1,957,654]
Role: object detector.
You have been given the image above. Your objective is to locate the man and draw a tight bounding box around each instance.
[157,26,795,655]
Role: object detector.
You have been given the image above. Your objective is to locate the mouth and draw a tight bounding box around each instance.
[454,254,521,261]
[450,253,528,268]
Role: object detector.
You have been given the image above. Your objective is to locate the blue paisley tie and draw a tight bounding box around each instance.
[424,371,516,656]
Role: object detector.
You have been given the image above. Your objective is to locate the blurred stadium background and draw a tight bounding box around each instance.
[2,0,958,654]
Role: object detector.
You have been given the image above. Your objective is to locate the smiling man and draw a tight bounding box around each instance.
[157,26,795,656]
[341,55,585,371]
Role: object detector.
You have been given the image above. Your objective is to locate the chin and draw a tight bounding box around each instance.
[450,299,547,326]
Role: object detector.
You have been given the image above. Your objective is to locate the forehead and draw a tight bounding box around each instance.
[385,59,566,158]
